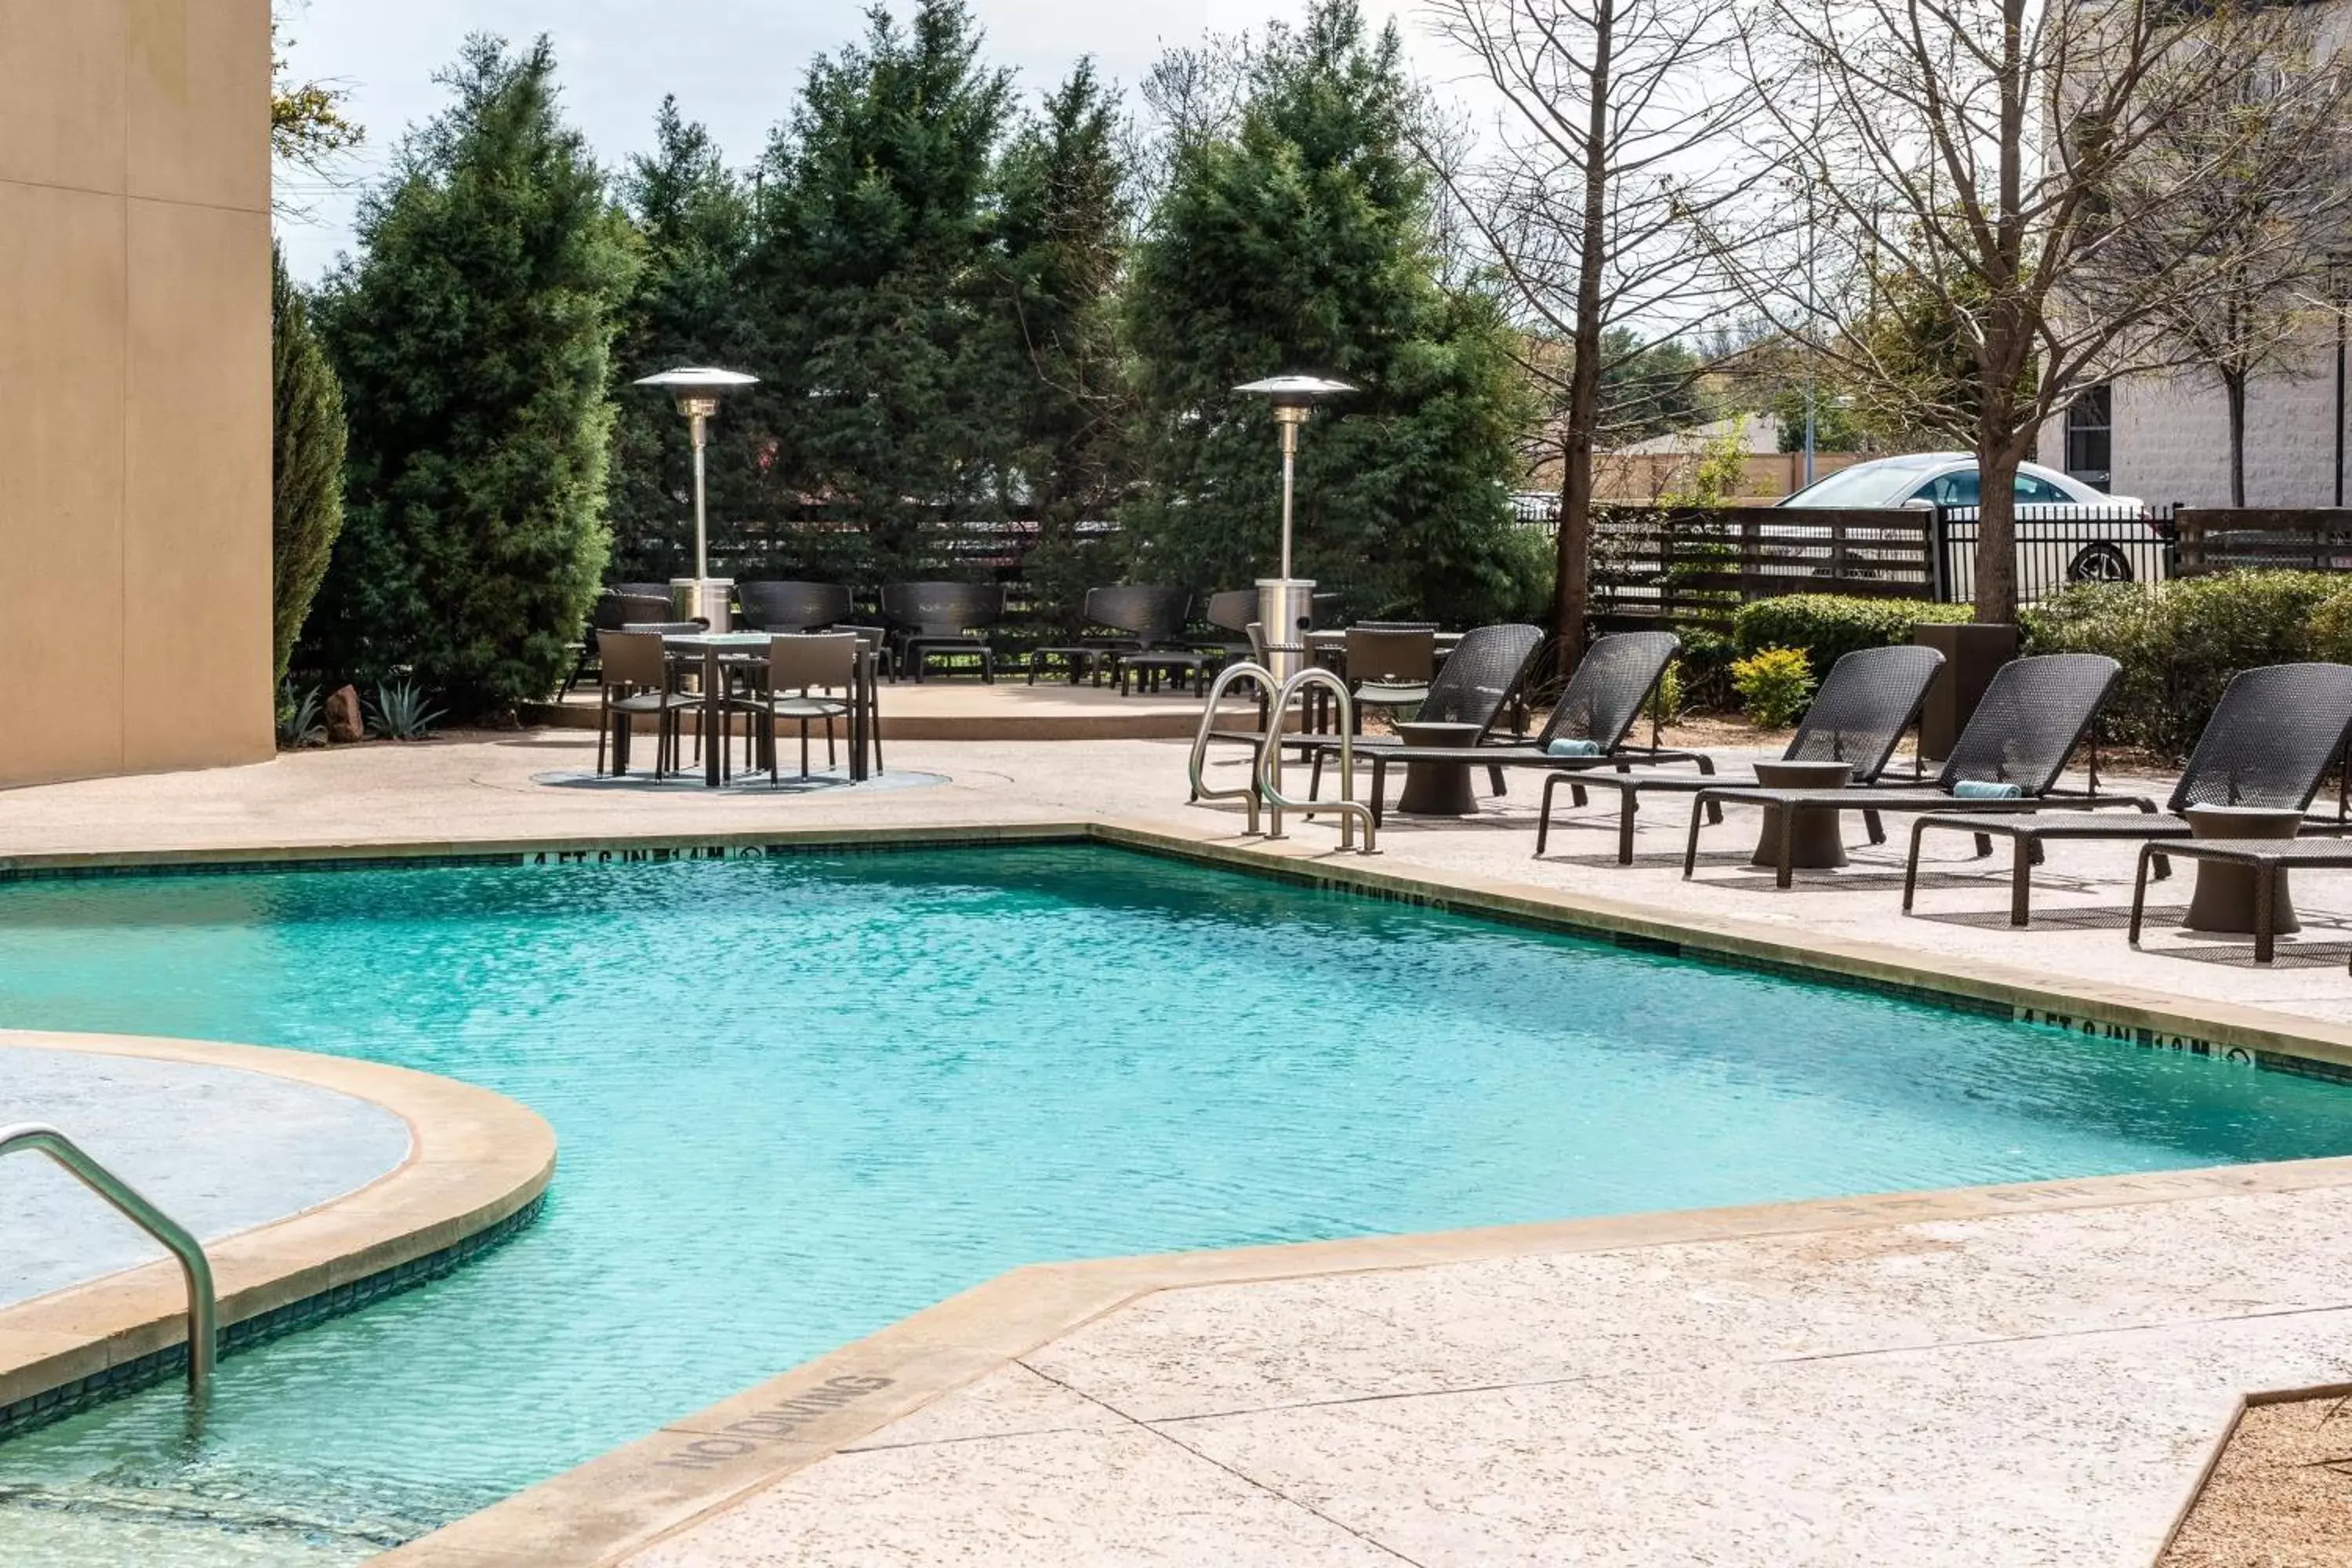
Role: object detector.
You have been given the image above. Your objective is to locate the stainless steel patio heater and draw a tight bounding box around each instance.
[1234,375,1355,681]
[633,366,760,630]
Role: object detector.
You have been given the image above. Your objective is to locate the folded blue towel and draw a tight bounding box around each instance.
[1545,739,1603,757]
[1952,779,2024,799]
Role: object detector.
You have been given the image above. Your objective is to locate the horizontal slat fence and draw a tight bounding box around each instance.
[1588,506,1936,636]
[2175,510,2352,575]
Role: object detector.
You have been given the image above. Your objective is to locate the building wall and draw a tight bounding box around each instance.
[0,0,274,788]
[2092,343,2349,510]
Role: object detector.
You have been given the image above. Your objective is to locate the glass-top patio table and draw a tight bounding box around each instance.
[661,631,877,787]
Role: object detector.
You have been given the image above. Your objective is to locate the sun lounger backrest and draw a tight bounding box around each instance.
[1536,631,1679,750]
[1933,653,2121,795]
[2170,662,2352,814]
[1784,644,1944,782]
[1415,623,1544,735]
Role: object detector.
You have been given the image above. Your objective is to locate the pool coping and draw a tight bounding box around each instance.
[9,816,2352,1563]
[0,1032,555,1434]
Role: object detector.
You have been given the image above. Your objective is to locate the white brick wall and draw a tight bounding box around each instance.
[2098,343,2348,508]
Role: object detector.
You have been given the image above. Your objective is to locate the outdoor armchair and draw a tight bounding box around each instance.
[726,632,860,781]
[594,629,702,779]
[1537,643,1944,864]
[1681,652,2141,888]
[880,582,1005,683]
[738,581,854,633]
[1903,661,2352,925]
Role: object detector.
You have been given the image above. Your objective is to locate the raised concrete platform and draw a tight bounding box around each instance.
[522,678,1250,741]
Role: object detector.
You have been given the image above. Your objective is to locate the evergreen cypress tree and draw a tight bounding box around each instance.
[743,0,1021,583]
[270,242,347,688]
[994,60,1138,623]
[1123,0,1537,624]
[306,35,638,716]
[608,97,758,582]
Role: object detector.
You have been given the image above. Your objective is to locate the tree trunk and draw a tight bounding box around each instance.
[1974,443,2023,625]
[2223,368,2249,507]
[1550,0,1617,681]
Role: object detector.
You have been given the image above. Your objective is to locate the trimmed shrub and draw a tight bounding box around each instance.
[1732,595,1970,673]
[1732,646,1816,728]
[2023,572,2340,759]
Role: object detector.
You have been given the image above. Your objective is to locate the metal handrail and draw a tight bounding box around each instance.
[1258,668,1376,853]
[1,1123,216,1394]
[1189,661,1275,834]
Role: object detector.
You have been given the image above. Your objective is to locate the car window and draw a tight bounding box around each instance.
[2013,472,2073,503]
[1780,463,1929,507]
[1911,471,1979,506]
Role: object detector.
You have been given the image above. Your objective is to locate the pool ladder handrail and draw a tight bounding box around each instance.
[1188,660,1277,833]
[1189,662,1376,853]
[1257,667,1374,852]
[0,1122,216,1395]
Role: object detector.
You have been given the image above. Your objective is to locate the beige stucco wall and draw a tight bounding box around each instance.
[0,0,273,787]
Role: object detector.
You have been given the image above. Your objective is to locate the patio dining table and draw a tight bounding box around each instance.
[662,631,877,787]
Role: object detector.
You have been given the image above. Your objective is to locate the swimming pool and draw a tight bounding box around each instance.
[2,841,2349,1563]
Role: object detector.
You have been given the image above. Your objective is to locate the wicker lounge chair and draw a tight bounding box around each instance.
[1682,652,2142,888]
[881,582,1004,682]
[1307,630,1698,827]
[1298,622,1542,786]
[1537,642,1946,864]
[562,590,673,698]
[1904,662,2352,925]
[2129,838,2352,965]
[1029,586,1198,690]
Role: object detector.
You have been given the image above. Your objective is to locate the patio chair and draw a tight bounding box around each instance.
[1682,653,2145,889]
[1029,586,1191,689]
[561,590,673,699]
[1305,630,1700,828]
[1537,643,1945,864]
[1341,627,1436,728]
[738,581,853,633]
[595,630,701,778]
[729,633,859,781]
[880,582,1004,683]
[1903,661,2352,925]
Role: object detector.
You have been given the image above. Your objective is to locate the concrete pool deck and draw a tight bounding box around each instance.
[7,727,2352,1561]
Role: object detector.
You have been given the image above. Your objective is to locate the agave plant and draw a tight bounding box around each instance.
[276,684,327,749]
[365,680,446,742]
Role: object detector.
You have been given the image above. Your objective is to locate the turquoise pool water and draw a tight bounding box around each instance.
[2,843,2350,1563]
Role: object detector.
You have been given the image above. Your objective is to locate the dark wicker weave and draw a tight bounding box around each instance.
[1538,643,1945,863]
[1683,652,2140,888]
[2129,837,2352,965]
[738,581,853,633]
[561,591,678,697]
[1306,630,1698,827]
[880,582,1005,682]
[1031,586,1197,689]
[1905,661,2352,924]
[1298,622,1543,778]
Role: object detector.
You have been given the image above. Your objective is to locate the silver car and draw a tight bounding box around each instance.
[1777,452,2160,597]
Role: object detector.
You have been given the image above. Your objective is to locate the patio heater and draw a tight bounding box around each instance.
[633,366,760,630]
[1234,375,1356,681]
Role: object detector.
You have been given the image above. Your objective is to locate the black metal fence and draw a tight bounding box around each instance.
[1924,504,2175,601]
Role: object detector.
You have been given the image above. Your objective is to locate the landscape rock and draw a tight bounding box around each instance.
[324,684,365,744]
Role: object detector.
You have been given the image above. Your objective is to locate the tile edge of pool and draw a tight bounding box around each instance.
[0,1033,554,1442]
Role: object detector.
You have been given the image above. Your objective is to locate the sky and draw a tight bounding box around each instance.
[274,0,1434,280]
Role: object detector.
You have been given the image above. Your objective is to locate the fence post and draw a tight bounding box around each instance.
[1929,506,1951,602]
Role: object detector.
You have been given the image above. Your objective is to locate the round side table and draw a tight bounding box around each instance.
[1395,721,1486,815]
[2183,804,2304,934]
[1749,759,1855,869]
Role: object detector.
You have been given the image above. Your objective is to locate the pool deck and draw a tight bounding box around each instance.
[7,726,2352,1561]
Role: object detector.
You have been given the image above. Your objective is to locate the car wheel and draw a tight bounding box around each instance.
[2065,543,2133,583]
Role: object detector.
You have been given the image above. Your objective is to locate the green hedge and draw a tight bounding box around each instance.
[2023,572,2350,759]
[1731,595,1971,672]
